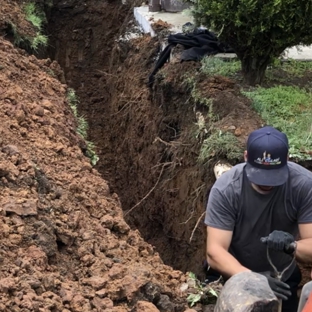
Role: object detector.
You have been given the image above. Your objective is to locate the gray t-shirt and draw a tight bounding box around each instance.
[205,162,312,280]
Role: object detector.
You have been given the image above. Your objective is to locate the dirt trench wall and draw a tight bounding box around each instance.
[106,45,213,276]
[47,0,214,277]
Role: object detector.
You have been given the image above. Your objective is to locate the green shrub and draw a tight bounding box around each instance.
[191,0,312,85]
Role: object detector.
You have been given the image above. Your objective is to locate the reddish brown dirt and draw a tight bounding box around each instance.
[151,19,173,34]
[0,3,200,311]
[0,36,194,311]
[1,0,311,311]
[0,1,36,39]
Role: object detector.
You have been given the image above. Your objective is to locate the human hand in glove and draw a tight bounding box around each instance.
[261,230,296,254]
[258,271,292,301]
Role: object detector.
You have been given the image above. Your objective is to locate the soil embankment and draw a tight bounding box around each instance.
[0,2,193,311]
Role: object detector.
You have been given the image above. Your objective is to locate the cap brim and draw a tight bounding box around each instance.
[245,163,289,186]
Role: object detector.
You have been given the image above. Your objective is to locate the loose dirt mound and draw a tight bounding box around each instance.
[0,36,192,311]
[0,1,36,40]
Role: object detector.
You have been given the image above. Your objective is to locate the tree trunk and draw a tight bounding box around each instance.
[241,56,271,86]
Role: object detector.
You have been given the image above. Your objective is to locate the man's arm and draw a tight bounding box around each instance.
[206,226,251,278]
[296,223,312,263]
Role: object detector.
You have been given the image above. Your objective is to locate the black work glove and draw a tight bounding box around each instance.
[258,271,292,301]
[261,230,296,254]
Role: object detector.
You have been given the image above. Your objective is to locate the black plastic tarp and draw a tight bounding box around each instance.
[148,28,234,86]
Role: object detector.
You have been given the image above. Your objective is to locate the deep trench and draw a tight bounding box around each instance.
[41,0,312,283]
[44,0,209,277]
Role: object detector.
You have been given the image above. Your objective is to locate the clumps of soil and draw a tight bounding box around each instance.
[0,34,192,311]
[197,75,262,144]
[151,19,173,35]
[157,64,262,145]
[0,1,36,43]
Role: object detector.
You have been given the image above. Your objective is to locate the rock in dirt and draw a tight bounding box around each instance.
[135,300,160,312]
[213,161,233,179]
[214,272,279,312]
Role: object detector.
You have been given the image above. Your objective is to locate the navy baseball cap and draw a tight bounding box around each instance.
[245,126,289,186]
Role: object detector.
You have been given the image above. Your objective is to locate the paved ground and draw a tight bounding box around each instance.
[134,6,312,61]
[134,6,192,36]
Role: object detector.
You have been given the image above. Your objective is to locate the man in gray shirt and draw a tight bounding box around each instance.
[205,126,312,312]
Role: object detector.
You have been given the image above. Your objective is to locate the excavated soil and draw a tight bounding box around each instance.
[0,0,311,311]
[0,3,197,311]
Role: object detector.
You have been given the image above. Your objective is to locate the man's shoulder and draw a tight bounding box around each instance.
[288,161,312,182]
[213,162,245,191]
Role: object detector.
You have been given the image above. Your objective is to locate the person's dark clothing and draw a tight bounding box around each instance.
[148,28,233,86]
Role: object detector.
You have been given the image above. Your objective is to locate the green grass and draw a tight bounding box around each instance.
[199,130,243,164]
[201,57,241,77]
[67,88,79,116]
[66,88,99,166]
[200,56,312,83]
[22,2,48,52]
[31,33,48,51]
[243,86,312,160]
[24,2,46,30]
[86,142,100,166]
[6,22,23,46]
[269,58,312,78]
[183,76,216,121]
[6,3,48,52]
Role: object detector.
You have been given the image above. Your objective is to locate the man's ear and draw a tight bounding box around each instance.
[244,150,248,162]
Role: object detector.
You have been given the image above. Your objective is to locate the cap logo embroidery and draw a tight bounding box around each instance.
[254,151,281,165]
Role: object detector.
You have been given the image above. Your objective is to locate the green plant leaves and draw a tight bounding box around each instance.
[66,88,99,166]
[187,293,202,307]
[191,0,312,84]
[209,287,218,297]
[189,272,197,280]
[186,272,220,307]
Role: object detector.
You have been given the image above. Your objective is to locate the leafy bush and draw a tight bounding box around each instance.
[191,0,312,85]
